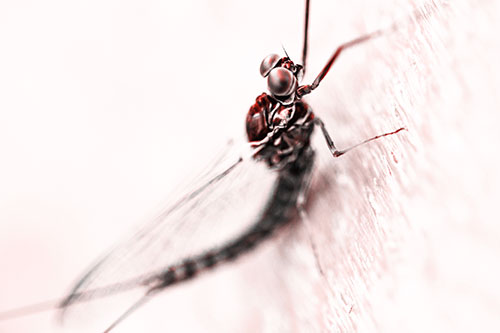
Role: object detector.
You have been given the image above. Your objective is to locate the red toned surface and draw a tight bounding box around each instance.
[1,0,499,332]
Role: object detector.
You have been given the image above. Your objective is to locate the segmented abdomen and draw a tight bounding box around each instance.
[152,146,315,291]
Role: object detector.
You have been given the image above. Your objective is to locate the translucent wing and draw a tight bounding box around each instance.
[59,142,278,330]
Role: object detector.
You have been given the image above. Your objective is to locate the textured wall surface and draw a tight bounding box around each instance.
[1,0,499,332]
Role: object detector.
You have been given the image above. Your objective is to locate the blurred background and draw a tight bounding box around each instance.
[1,0,499,332]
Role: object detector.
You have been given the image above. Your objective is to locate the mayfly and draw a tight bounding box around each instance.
[1,0,406,331]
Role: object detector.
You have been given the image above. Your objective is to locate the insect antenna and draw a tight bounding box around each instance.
[281,44,291,59]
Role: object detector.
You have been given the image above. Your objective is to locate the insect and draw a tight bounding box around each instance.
[0,0,407,331]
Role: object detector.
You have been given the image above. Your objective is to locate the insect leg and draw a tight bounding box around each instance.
[102,291,156,333]
[295,151,341,303]
[301,0,311,74]
[298,0,440,87]
[297,29,384,98]
[314,118,406,158]
[291,148,319,272]
[296,162,326,277]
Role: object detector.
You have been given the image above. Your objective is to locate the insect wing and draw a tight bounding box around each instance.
[58,144,278,330]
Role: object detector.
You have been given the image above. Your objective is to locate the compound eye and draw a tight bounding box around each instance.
[260,54,281,77]
[267,67,297,96]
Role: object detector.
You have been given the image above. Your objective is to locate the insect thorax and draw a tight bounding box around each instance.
[246,93,315,168]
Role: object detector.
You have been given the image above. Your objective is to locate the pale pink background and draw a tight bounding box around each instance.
[1,0,500,332]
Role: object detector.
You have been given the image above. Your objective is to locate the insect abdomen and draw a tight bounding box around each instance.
[153,147,315,291]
